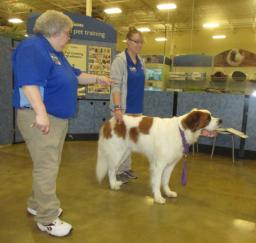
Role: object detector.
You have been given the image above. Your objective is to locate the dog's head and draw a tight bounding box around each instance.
[181,109,222,132]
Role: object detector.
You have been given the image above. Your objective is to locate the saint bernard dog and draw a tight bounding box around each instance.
[96,109,222,204]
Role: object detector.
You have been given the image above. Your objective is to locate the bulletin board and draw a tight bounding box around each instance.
[87,46,111,93]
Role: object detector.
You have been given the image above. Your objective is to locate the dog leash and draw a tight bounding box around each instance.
[179,127,190,186]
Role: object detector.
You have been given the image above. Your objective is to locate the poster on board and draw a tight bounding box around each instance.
[87,46,111,93]
[63,43,87,71]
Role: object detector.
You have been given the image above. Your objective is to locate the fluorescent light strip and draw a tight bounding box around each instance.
[157,3,177,10]
[104,7,122,14]
[212,35,226,39]
[155,37,167,42]
[203,23,219,28]
[8,18,23,24]
[137,27,151,32]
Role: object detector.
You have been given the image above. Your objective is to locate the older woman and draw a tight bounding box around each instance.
[110,27,145,183]
[12,10,112,237]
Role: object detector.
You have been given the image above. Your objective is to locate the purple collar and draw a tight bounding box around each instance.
[179,127,189,186]
[179,127,190,156]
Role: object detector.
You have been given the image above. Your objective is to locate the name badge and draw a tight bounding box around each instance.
[50,53,61,65]
[129,67,137,72]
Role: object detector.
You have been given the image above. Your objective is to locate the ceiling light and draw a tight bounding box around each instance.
[8,18,23,24]
[155,37,167,42]
[104,7,122,14]
[157,3,177,10]
[212,35,226,39]
[203,22,219,28]
[137,27,151,32]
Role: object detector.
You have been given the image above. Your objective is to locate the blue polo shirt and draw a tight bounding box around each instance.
[12,34,81,118]
[125,49,145,114]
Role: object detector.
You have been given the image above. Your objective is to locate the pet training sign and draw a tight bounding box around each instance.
[27,13,116,43]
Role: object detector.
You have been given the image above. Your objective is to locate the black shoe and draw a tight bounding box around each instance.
[123,170,138,179]
[116,173,129,183]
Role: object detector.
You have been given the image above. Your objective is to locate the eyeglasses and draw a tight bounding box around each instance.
[128,39,144,45]
[63,30,72,37]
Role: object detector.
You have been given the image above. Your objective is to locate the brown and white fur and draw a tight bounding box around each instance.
[96,109,221,204]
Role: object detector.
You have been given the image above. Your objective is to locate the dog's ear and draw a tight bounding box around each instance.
[182,111,211,132]
[182,111,201,131]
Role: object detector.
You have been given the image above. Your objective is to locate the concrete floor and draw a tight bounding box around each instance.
[0,141,256,243]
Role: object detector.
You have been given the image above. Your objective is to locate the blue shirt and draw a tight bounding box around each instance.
[125,49,145,114]
[12,34,81,118]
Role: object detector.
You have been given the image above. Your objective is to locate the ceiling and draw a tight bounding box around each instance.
[1,0,256,37]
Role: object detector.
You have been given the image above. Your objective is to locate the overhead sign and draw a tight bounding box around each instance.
[27,12,117,43]
[173,54,212,67]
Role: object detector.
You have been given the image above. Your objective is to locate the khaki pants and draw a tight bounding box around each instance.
[17,109,68,224]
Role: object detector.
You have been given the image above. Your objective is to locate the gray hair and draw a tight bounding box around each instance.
[33,10,73,37]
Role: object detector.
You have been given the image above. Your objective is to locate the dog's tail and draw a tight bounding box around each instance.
[96,135,108,183]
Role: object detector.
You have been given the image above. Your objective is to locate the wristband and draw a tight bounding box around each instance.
[114,105,122,110]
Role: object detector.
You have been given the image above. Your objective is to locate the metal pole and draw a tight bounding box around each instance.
[86,0,92,16]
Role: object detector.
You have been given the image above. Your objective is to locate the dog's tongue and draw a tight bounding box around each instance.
[201,129,217,137]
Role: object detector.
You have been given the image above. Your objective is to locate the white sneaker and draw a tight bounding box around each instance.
[37,218,72,237]
[27,207,63,217]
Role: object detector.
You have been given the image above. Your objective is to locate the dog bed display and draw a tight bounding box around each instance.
[188,72,206,81]
[169,72,187,81]
[211,71,228,82]
[231,71,247,82]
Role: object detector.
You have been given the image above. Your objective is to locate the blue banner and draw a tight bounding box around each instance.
[27,12,117,43]
[173,54,212,67]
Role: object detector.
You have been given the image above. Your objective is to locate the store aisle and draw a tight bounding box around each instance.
[0,141,255,243]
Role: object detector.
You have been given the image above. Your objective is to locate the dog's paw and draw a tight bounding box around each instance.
[110,181,122,190]
[154,196,166,204]
[165,190,178,198]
